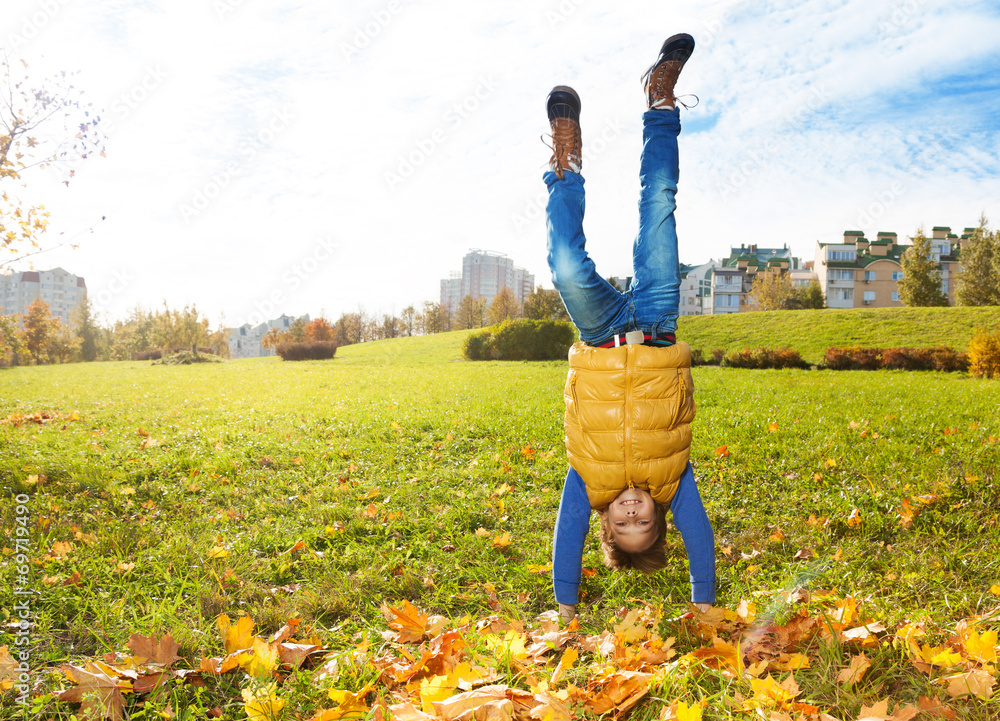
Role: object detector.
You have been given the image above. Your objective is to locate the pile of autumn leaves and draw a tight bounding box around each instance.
[10,593,1000,720]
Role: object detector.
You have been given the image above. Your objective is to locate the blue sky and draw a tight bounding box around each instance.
[3,0,999,326]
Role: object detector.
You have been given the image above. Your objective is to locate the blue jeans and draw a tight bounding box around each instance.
[545,108,681,344]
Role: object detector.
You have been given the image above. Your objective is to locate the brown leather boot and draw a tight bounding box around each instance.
[642,33,695,110]
[545,86,582,179]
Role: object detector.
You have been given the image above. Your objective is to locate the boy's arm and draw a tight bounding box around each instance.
[670,462,716,605]
[552,467,592,615]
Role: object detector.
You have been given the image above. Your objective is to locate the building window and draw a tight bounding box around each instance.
[892,272,904,281]
[864,270,876,281]
[831,288,854,301]
[942,280,948,292]
[864,291,875,302]
[828,250,856,262]
[829,269,854,281]
[892,291,899,302]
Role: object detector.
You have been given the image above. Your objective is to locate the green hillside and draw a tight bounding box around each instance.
[676,305,1000,363]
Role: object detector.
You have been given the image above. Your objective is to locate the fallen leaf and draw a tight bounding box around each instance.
[491,533,512,549]
[847,508,862,527]
[837,653,871,686]
[715,445,729,457]
[127,633,180,668]
[60,663,132,721]
[217,614,254,654]
[943,669,995,699]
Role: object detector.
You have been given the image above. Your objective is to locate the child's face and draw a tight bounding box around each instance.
[606,487,656,552]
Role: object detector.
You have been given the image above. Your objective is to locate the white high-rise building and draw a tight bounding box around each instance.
[0,267,87,327]
[440,250,535,309]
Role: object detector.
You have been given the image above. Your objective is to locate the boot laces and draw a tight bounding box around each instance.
[541,117,581,179]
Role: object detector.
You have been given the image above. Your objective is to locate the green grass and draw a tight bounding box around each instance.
[678,305,1000,364]
[2,325,999,719]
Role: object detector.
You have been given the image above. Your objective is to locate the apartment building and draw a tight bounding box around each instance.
[439,250,534,312]
[679,261,719,315]
[709,245,799,314]
[228,313,310,359]
[0,267,87,327]
[815,226,965,309]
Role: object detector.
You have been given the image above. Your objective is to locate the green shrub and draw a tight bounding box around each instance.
[275,341,337,361]
[462,319,575,361]
[968,328,1000,379]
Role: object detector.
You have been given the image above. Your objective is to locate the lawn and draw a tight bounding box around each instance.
[2,329,999,720]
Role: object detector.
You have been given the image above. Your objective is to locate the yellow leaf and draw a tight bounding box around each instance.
[217,614,255,654]
[826,457,837,468]
[990,584,1000,594]
[419,674,455,713]
[206,545,229,560]
[674,700,704,721]
[769,529,785,542]
[475,528,490,537]
[527,563,552,574]
[491,532,512,548]
[847,508,862,528]
[244,637,280,680]
[767,422,779,433]
[551,648,577,685]
[242,682,285,721]
[959,627,998,664]
[715,445,729,457]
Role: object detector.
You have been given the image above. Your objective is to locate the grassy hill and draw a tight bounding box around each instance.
[677,305,1000,363]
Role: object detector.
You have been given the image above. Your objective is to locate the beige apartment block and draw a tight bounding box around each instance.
[816,226,965,309]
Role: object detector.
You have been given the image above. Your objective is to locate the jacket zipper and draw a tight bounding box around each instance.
[673,368,687,427]
[624,345,633,488]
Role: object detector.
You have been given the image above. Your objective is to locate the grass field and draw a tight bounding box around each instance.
[676,306,1000,364]
[2,325,999,720]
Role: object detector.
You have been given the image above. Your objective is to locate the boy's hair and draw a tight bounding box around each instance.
[596,502,669,572]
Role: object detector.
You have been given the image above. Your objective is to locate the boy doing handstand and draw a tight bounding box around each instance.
[544,34,716,622]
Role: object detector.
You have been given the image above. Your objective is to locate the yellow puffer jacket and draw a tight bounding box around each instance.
[563,341,695,509]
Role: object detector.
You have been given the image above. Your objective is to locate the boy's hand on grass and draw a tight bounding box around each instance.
[558,603,577,624]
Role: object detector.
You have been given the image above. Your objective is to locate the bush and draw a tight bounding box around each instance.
[822,346,882,371]
[968,328,1000,379]
[823,345,968,372]
[710,349,726,365]
[275,341,338,361]
[463,319,575,361]
[721,347,809,370]
[135,349,163,361]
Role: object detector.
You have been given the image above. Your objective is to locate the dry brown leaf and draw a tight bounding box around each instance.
[60,663,132,721]
[943,668,995,699]
[836,653,871,686]
[585,670,651,715]
[127,633,180,668]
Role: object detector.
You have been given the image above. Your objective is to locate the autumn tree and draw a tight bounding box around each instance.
[898,230,948,307]
[21,298,58,363]
[421,301,450,334]
[262,328,286,350]
[109,307,155,360]
[305,317,335,341]
[453,295,487,330]
[749,270,796,310]
[522,286,569,321]
[399,306,416,337]
[1,56,104,265]
[334,312,362,346]
[955,216,999,306]
[380,314,401,339]
[0,313,26,366]
[487,286,521,325]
